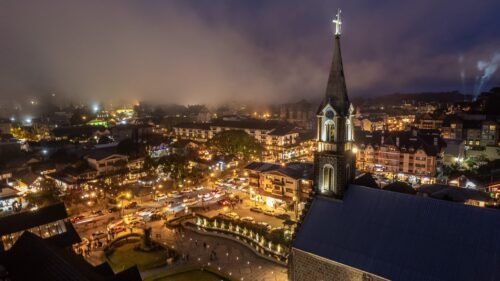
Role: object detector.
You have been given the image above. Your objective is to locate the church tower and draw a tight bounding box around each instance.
[314,10,355,198]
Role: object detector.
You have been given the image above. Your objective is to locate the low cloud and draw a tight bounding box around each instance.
[0,0,498,108]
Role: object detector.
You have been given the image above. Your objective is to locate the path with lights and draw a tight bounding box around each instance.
[140,220,288,281]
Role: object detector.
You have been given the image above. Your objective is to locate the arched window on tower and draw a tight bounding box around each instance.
[324,120,335,142]
[322,165,334,193]
[346,119,352,141]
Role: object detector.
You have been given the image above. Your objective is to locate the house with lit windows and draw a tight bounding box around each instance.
[245,162,313,213]
[354,129,445,184]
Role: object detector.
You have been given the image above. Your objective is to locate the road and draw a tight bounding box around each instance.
[70,179,293,281]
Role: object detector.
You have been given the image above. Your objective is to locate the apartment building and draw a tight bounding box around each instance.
[355,129,445,184]
[244,162,313,215]
[173,117,300,160]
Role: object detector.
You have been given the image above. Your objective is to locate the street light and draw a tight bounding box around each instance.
[117,192,132,217]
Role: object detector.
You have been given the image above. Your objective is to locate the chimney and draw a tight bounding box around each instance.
[381,135,385,145]
[396,136,400,147]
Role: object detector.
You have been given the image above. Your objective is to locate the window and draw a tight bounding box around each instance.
[324,120,335,142]
[346,119,352,141]
[322,165,334,192]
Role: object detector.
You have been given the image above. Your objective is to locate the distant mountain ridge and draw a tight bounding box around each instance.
[352,91,473,105]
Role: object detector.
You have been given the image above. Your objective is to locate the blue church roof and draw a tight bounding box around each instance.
[293,185,500,281]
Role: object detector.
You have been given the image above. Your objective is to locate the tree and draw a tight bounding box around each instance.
[158,154,190,187]
[26,178,60,207]
[207,130,263,160]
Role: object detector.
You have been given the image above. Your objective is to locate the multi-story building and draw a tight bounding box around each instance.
[173,117,300,160]
[442,115,500,161]
[441,117,464,140]
[355,129,445,184]
[85,150,129,177]
[416,113,444,130]
[244,162,313,217]
[480,120,498,146]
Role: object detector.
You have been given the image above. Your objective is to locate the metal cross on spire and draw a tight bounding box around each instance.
[332,9,342,35]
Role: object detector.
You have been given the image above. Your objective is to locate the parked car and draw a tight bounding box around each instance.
[125,202,138,209]
[155,193,168,201]
[108,207,119,213]
[213,191,224,199]
[181,188,193,194]
[275,213,290,220]
[263,209,275,216]
[250,207,262,213]
[218,212,240,220]
[241,216,254,223]
[137,208,154,217]
[169,191,183,198]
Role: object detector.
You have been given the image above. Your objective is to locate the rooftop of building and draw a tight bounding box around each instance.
[244,161,281,173]
[417,184,493,203]
[244,161,313,180]
[0,186,19,200]
[85,148,127,161]
[355,129,446,156]
[0,202,68,236]
[0,231,140,281]
[293,184,500,281]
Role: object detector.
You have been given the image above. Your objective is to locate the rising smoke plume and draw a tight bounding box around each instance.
[474,52,500,99]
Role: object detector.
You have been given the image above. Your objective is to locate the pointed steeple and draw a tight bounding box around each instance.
[324,35,350,114]
[317,11,351,116]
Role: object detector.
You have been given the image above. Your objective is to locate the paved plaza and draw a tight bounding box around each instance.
[79,219,288,281]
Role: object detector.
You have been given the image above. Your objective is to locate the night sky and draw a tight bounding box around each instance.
[0,0,499,106]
